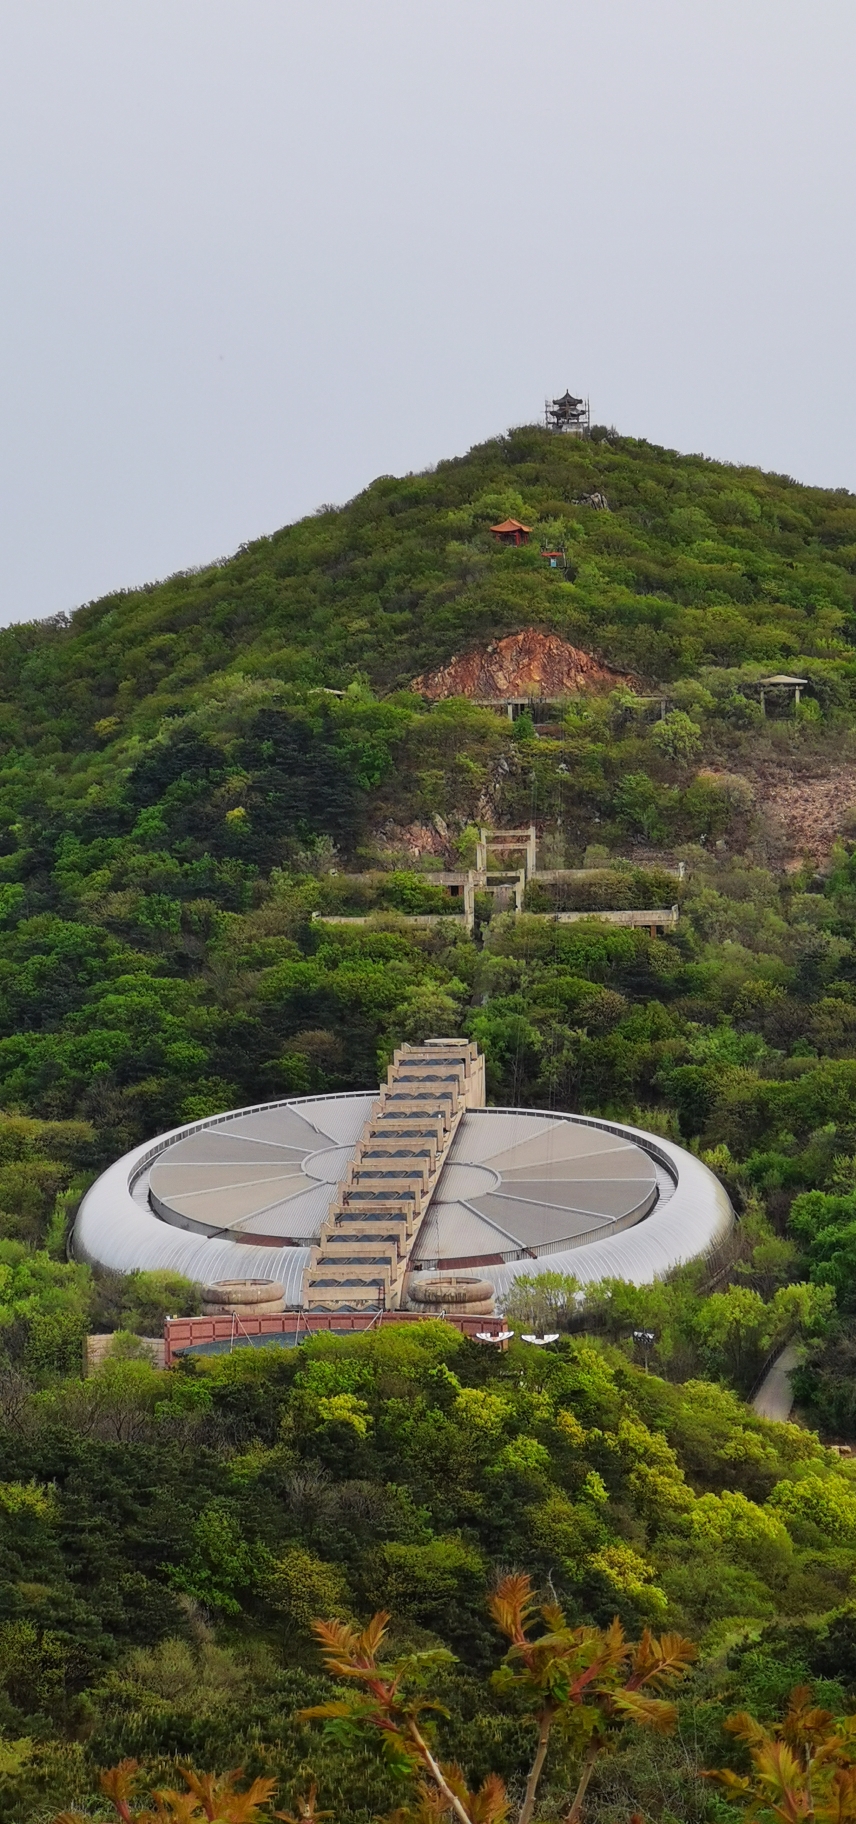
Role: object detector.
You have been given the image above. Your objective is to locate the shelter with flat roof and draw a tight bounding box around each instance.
[749,674,809,714]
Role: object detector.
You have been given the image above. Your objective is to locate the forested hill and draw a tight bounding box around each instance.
[5,424,856,730]
[1,421,855,891]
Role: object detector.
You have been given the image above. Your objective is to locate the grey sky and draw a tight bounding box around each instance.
[0,0,853,625]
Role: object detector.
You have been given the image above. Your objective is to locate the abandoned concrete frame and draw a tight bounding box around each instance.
[311,827,685,937]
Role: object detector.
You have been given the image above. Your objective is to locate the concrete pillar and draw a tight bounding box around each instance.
[464,871,475,934]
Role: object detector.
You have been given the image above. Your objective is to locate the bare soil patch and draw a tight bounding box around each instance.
[702,759,856,865]
[759,765,856,864]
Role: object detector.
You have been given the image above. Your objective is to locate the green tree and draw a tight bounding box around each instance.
[119,1269,201,1335]
[651,710,702,763]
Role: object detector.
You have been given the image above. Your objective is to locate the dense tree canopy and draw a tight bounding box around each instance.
[2,1321,856,1821]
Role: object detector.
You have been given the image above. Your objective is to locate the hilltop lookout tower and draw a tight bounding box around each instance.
[546,390,590,436]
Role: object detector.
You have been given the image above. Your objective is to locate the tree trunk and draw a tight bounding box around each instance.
[565,1739,600,1824]
[519,1708,555,1824]
[407,1719,475,1824]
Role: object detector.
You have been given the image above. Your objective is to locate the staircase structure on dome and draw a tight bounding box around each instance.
[303,1040,486,1311]
[545,390,590,436]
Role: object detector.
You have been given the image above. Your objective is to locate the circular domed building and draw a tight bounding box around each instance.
[73,1041,732,1313]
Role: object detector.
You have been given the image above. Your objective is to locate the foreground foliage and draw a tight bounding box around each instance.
[50,1677,856,1824]
[53,1759,277,1822]
[708,1683,856,1823]
[0,1321,853,1819]
[301,1588,694,1824]
[50,1586,694,1824]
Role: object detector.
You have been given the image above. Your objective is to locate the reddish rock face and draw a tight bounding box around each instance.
[412,627,635,702]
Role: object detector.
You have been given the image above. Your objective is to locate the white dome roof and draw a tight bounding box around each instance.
[73,1093,732,1303]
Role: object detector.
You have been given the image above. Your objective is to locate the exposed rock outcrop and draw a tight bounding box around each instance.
[412,627,634,701]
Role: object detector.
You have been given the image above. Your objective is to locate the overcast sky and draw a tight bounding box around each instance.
[0,1,853,626]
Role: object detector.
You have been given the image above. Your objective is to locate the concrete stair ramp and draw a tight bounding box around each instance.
[303,1040,485,1312]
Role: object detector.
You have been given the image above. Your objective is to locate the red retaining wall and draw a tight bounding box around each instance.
[163,1308,506,1366]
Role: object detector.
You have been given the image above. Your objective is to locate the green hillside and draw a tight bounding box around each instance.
[7,422,856,718]
[0,426,856,1192]
[0,425,853,1174]
[7,429,856,1816]
[1,421,854,865]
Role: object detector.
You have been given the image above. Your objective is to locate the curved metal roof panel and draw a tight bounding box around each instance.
[73,1094,732,1303]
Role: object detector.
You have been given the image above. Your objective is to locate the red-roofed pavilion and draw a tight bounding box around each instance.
[490,518,531,546]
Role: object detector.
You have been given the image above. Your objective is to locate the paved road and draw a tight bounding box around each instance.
[751,1342,801,1422]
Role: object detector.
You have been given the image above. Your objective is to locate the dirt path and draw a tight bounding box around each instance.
[751,1342,801,1422]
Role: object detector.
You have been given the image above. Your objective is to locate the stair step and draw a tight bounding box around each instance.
[319,1240,400,1260]
[329,1208,414,1233]
[357,1135,436,1151]
[307,1272,391,1290]
[367,1119,444,1137]
[323,1229,403,1247]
